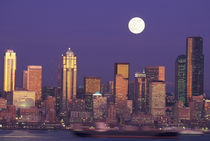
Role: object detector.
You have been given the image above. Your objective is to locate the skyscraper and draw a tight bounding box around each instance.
[84,77,101,94]
[145,66,165,112]
[149,81,166,117]
[3,49,16,92]
[61,48,77,113]
[134,71,147,112]
[175,55,186,104]
[27,65,42,104]
[22,70,28,89]
[186,37,204,105]
[114,63,129,118]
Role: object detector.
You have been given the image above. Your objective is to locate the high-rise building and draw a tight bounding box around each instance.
[149,81,166,117]
[27,65,42,104]
[93,92,107,121]
[84,77,101,94]
[61,48,77,113]
[45,96,56,122]
[145,66,165,113]
[114,63,129,119]
[3,49,16,92]
[145,66,165,82]
[175,55,186,104]
[186,37,204,105]
[134,71,147,112]
[22,70,28,89]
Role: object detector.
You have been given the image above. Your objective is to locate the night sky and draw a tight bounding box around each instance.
[0,0,210,95]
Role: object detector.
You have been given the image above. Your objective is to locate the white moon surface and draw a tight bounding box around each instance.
[128,17,145,34]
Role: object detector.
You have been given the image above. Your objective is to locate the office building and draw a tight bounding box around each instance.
[186,37,204,105]
[175,55,186,104]
[13,90,35,109]
[134,71,147,112]
[61,48,77,113]
[114,63,129,115]
[149,81,166,117]
[27,65,42,104]
[3,49,16,92]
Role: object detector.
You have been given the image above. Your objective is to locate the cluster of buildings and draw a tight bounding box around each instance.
[0,36,210,129]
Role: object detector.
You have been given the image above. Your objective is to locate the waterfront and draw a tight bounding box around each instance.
[0,130,210,141]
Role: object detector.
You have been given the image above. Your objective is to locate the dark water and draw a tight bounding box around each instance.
[0,130,210,141]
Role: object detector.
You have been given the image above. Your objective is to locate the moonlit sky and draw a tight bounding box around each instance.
[0,0,210,95]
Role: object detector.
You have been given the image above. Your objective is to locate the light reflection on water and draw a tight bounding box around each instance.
[0,130,210,141]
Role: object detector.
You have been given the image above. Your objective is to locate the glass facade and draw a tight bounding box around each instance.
[175,55,186,104]
[186,37,204,105]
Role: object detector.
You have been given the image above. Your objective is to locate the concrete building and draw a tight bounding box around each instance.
[93,92,107,121]
[27,65,42,104]
[13,90,35,109]
[149,81,166,117]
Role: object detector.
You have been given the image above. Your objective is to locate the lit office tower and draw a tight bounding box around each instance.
[3,49,16,92]
[27,65,42,104]
[175,55,186,104]
[84,77,101,94]
[114,63,129,115]
[61,48,77,112]
[144,66,165,112]
[22,70,28,89]
[149,81,166,117]
[134,71,147,112]
[186,37,204,106]
[145,66,165,82]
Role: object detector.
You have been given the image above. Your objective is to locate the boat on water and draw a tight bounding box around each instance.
[72,129,179,138]
[179,129,204,135]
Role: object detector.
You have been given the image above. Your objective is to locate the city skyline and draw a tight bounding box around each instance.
[0,1,210,95]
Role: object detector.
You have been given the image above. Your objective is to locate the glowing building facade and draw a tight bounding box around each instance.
[3,49,16,92]
[27,65,42,103]
[186,37,204,106]
[84,77,101,94]
[13,90,35,109]
[114,63,129,117]
[149,81,166,117]
[134,71,147,112]
[175,55,186,104]
[61,48,77,112]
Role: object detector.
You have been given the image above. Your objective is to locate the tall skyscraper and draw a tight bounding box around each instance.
[149,81,166,117]
[27,65,42,104]
[134,71,147,112]
[114,63,129,117]
[22,70,28,89]
[175,55,186,104]
[3,49,16,92]
[61,48,77,112]
[84,77,101,94]
[186,37,204,105]
[145,66,165,112]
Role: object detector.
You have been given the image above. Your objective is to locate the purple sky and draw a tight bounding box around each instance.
[0,0,210,94]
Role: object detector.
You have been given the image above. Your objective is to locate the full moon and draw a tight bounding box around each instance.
[128,17,145,34]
